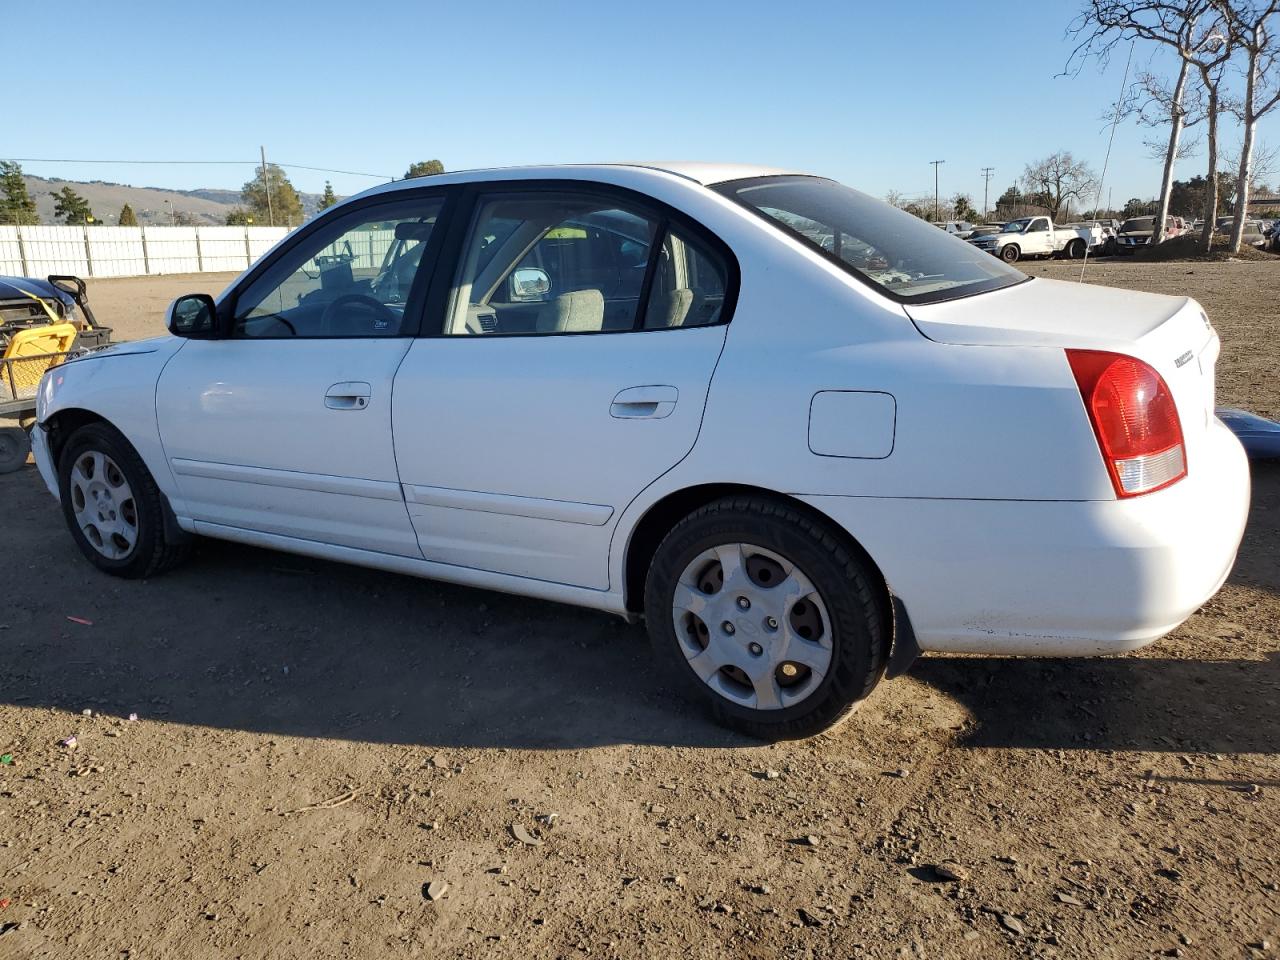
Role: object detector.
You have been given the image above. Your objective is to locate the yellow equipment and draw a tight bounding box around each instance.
[1,322,78,398]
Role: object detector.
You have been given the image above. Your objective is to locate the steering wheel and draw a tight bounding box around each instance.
[319,294,398,335]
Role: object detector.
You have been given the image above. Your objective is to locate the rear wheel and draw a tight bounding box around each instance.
[644,496,887,740]
[58,422,190,578]
[1066,238,1087,259]
[0,426,30,474]
[999,244,1020,263]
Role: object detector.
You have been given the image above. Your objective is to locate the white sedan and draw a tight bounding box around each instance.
[31,163,1250,739]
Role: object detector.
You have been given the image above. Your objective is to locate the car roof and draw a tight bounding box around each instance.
[350,162,802,205]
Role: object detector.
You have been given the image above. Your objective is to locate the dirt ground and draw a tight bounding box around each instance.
[1,262,1277,959]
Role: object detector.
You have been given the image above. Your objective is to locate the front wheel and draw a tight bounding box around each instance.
[644,497,887,740]
[999,244,1020,263]
[58,421,190,579]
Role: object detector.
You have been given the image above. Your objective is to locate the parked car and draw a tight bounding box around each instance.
[931,220,974,239]
[1115,216,1156,254]
[1214,219,1269,248]
[967,215,1093,261]
[966,224,1002,239]
[30,163,1250,739]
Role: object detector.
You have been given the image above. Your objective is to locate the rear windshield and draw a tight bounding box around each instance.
[714,175,1025,304]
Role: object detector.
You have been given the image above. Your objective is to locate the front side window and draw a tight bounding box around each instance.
[716,176,1024,304]
[446,192,660,335]
[233,197,444,338]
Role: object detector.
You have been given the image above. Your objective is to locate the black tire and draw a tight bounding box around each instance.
[1067,238,1086,260]
[58,421,190,579]
[999,244,1020,263]
[0,426,30,474]
[644,496,887,740]
[1103,237,1117,256]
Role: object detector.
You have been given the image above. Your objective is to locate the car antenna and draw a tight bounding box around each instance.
[1080,40,1134,284]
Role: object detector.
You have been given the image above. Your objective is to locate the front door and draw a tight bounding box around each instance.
[157,192,448,556]
[392,185,734,589]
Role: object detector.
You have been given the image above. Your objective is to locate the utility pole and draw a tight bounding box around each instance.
[981,167,995,219]
[930,160,945,221]
[260,145,275,228]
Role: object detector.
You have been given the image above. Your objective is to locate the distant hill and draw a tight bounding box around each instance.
[23,175,328,227]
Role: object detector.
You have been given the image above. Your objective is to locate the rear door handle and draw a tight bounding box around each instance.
[611,385,678,419]
[325,381,371,410]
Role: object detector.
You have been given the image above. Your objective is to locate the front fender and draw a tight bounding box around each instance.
[38,338,188,513]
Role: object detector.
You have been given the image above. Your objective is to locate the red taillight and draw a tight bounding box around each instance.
[1066,349,1187,498]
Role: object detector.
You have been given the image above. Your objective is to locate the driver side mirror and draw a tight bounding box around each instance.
[166,293,218,338]
[511,267,552,301]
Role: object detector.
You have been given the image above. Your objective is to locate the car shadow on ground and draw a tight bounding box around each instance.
[912,651,1280,755]
[1,463,1275,752]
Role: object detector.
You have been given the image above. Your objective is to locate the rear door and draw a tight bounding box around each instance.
[391,182,735,589]
[157,191,450,556]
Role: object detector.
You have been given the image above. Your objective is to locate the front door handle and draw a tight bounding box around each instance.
[325,381,371,410]
[611,385,678,419]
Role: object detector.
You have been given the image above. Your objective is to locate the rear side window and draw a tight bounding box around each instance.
[642,227,728,329]
[443,189,734,336]
[715,175,1025,304]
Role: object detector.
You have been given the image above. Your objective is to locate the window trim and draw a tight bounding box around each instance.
[712,174,1030,307]
[217,187,457,340]
[418,178,740,339]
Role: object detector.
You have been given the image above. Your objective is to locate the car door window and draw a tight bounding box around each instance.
[233,197,445,338]
[446,192,659,335]
[642,226,728,329]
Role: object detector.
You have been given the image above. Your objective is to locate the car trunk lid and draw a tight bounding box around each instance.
[905,275,1220,479]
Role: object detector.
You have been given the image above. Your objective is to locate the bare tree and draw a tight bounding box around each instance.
[1067,1,1225,245]
[1021,152,1098,219]
[1220,0,1280,251]
[1133,66,1210,238]
[1193,24,1236,250]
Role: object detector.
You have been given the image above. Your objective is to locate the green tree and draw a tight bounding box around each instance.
[241,163,303,227]
[404,159,445,179]
[53,186,94,225]
[995,185,1024,207]
[225,208,254,226]
[1122,197,1159,218]
[118,203,138,227]
[953,193,978,221]
[0,160,38,225]
[318,180,338,209]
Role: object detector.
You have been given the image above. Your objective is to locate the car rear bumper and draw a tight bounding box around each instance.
[800,419,1251,656]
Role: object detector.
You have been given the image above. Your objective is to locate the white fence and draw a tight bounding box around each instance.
[0,225,291,279]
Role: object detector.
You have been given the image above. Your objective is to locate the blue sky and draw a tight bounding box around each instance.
[8,0,1277,208]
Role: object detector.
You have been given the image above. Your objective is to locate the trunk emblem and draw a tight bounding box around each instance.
[1174,350,1194,368]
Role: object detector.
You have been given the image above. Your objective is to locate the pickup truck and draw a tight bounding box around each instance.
[967,215,1094,262]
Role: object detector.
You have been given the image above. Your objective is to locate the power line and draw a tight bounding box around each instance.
[5,157,395,180]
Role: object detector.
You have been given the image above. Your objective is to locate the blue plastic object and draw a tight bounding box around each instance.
[1217,408,1280,459]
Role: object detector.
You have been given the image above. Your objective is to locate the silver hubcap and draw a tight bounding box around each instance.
[672,542,833,711]
[69,451,138,560]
